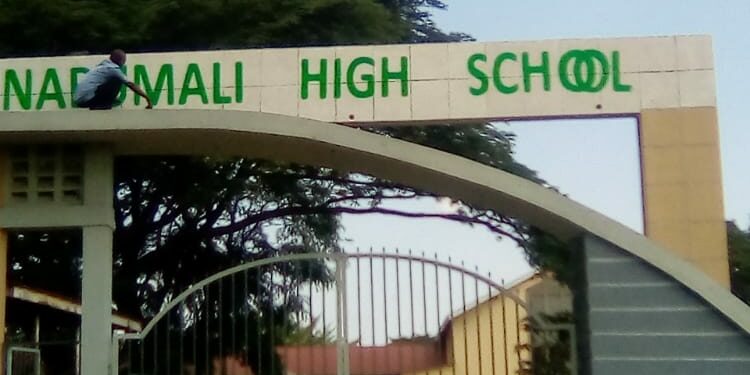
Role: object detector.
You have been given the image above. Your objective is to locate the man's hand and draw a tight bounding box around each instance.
[127,81,154,109]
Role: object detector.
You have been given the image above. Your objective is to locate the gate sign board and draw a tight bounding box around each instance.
[0,35,714,123]
[0,35,729,287]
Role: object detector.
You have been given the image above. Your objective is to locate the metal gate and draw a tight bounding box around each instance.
[113,251,559,375]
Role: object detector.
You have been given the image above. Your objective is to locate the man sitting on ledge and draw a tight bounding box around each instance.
[74,49,153,110]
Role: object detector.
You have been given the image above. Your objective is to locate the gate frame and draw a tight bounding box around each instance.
[112,251,538,375]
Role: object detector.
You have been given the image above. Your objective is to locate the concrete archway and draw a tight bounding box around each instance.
[1,109,749,373]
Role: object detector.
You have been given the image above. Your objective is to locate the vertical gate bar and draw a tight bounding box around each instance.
[395,249,403,372]
[269,266,276,375]
[167,313,171,375]
[474,267,483,375]
[193,295,198,375]
[447,258,455,375]
[515,304,521,370]
[335,255,350,375]
[128,340,133,375]
[256,267,262,375]
[321,261,327,375]
[356,250,362,345]
[421,253,428,338]
[153,322,158,375]
[369,249,377,373]
[369,249,376,345]
[356,249,364,374]
[460,263,468,375]
[180,307,185,375]
[271,266,277,375]
[219,278,224,374]
[294,266,302,375]
[206,286,211,375]
[281,273,289,375]
[381,249,389,347]
[408,250,415,339]
[487,273,497,375]
[232,273,236,358]
[434,254,442,375]
[140,336,144,375]
[500,287,508,375]
[408,250,416,375]
[244,270,249,369]
[307,262,314,375]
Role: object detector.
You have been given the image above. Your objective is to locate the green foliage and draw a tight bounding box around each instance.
[728,221,750,305]
[0,2,560,373]
[0,0,468,57]
[518,312,575,375]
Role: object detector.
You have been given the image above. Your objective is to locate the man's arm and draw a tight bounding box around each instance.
[126,82,153,109]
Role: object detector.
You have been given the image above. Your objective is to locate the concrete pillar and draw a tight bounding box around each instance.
[81,225,113,375]
[0,149,8,370]
[80,146,114,375]
[640,107,729,287]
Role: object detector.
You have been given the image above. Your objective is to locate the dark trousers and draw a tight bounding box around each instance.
[76,77,123,110]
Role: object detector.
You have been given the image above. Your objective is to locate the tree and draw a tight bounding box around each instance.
[727,221,750,305]
[2,1,555,374]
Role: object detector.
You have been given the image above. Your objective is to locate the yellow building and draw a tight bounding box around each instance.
[405,274,574,375]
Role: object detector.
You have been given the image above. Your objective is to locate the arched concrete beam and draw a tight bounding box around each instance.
[1,109,748,332]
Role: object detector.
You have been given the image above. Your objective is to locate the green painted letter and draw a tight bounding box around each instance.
[492,53,519,94]
[179,63,208,105]
[381,57,409,97]
[301,59,328,99]
[522,52,550,92]
[347,57,375,98]
[235,62,244,103]
[70,67,89,108]
[3,69,33,110]
[37,68,66,109]
[612,51,632,92]
[135,64,174,105]
[213,63,232,104]
[334,58,343,99]
[467,53,489,96]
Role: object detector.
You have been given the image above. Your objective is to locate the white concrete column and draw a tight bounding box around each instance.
[80,145,115,375]
[81,225,113,375]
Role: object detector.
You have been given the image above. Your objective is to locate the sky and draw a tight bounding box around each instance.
[340,0,750,284]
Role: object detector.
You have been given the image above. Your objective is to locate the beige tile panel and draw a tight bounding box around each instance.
[261,48,298,86]
[449,79,488,120]
[639,71,680,109]
[260,86,298,117]
[448,42,486,80]
[679,70,716,107]
[640,146,685,185]
[676,35,714,71]
[411,80,450,120]
[688,221,729,260]
[298,84,335,122]
[645,220,691,257]
[686,182,725,221]
[410,43,449,80]
[223,87,261,112]
[684,145,723,184]
[335,93,374,123]
[640,110,685,147]
[374,80,411,122]
[681,108,720,145]
[643,183,689,222]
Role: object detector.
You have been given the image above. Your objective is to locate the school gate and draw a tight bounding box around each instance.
[0,35,749,375]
